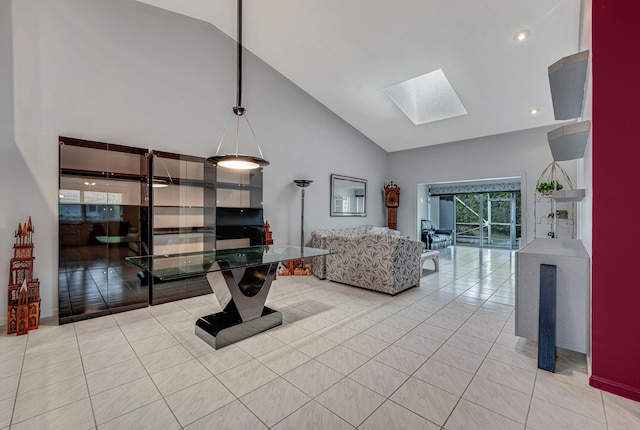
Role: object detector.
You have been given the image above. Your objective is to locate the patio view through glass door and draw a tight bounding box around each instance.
[454,192,520,249]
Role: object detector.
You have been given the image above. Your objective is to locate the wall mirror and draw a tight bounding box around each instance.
[330,174,367,217]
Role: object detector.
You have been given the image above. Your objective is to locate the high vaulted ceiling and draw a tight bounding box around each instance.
[136,0,583,152]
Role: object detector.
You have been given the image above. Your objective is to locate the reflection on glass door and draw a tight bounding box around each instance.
[149,150,216,305]
[58,137,149,324]
[454,192,520,249]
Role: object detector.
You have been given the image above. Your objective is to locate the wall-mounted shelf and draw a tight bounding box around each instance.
[548,50,589,120]
[547,121,591,161]
[552,189,585,202]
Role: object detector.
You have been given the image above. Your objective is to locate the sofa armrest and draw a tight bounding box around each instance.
[311,231,328,279]
[392,237,425,289]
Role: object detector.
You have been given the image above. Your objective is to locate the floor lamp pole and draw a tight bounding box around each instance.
[300,187,305,249]
[293,180,313,252]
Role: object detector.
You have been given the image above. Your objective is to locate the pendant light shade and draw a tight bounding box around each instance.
[208,0,269,170]
[211,154,269,169]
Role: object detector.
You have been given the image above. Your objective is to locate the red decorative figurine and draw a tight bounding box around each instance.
[7,216,40,335]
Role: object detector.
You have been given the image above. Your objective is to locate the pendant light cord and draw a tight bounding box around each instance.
[235,0,243,111]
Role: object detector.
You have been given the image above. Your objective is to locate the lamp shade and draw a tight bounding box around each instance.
[294,179,313,188]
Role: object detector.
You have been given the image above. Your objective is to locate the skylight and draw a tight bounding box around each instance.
[385,69,467,125]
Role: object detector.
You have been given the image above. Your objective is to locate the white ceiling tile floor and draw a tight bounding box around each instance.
[1,246,638,429]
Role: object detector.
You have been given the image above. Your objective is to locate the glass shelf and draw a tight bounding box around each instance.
[152,227,215,235]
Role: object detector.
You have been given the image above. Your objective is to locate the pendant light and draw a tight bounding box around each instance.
[208,0,269,170]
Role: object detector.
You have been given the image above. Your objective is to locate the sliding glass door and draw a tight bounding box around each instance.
[454,192,520,249]
[488,194,519,248]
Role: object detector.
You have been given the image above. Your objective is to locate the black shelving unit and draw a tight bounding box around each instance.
[214,167,265,250]
[148,150,216,304]
[57,139,268,320]
[58,137,150,323]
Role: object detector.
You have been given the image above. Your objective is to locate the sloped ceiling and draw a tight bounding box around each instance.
[136,0,582,152]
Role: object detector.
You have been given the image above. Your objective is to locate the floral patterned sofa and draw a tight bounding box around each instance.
[311,226,425,295]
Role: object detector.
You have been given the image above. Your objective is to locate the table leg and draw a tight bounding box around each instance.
[195,262,282,349]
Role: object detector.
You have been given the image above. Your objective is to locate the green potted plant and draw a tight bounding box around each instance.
[537,181,563,195]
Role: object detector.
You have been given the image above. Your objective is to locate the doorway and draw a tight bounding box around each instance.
[419,178,521,250]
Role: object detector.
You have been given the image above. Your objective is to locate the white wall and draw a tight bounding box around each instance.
[0,1,10,134]
[0,0,8,135]
[0,0,26,325]
[577,0,592,366]
[417,184,429,231]
[388,126,578,243]
[2,0,386,325]
[578,0,592,255]
[429,197,440,229]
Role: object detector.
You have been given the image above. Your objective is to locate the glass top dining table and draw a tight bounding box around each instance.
[125,245,334,281]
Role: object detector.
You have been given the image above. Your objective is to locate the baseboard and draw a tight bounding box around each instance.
[590,375,640,402]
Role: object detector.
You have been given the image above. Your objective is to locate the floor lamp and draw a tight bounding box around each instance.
[293,180,313,251]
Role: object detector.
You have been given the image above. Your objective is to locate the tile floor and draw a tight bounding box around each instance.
[2,246,640,429]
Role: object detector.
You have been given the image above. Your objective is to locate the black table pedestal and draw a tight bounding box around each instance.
[195,305,282,350]
[195,262,282,349]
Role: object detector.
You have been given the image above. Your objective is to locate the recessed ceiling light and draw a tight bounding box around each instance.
[59,194,64,198]
[514,30,530,42]
[529,108,540,115]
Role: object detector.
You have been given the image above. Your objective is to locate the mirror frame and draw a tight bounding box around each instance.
[330,174,367,217]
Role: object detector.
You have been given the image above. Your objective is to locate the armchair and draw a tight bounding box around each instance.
[421,220,452,250]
